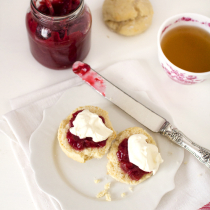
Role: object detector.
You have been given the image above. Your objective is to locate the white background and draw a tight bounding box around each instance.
[1,0,210,209]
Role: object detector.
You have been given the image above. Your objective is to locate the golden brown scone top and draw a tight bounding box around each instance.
[103,0,154,36]
[103,0,138,22]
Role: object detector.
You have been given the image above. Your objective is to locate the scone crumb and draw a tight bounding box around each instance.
[121,193,126,197]
[184,162,188,164]
[96,189,107,198]
[129,187,133,192]
[94,179,101,184]
[104,182,111,190]
[105,193,111,201]
[96,182,111,200]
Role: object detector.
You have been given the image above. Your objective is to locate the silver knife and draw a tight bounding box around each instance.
[72,61,210,169]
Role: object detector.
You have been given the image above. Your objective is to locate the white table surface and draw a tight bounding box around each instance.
[1,0,210,209]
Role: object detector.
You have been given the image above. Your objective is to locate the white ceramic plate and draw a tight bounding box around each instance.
[30,84,184,210]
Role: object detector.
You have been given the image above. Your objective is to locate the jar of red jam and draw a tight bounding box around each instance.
[26,0,92,70]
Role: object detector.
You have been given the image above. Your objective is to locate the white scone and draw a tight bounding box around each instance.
[58,106,116,163]
[102,0,154,36]
[107,127,157,185]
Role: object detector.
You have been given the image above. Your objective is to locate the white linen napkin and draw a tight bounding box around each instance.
[1,77,84,210]
[0,60,210,210]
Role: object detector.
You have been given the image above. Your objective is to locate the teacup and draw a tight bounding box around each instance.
[157,13,210,85]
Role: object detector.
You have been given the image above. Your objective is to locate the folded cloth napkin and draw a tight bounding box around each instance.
[0,60,210,210]
[1,77,84,210]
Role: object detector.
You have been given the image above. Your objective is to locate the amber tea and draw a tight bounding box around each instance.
[161,25,210,73]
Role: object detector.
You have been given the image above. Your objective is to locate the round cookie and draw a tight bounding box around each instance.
[107,127,157,185]
[102,0,154,36]
[58,106,116,163]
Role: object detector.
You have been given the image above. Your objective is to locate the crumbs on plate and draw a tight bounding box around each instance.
[96,182,111,201]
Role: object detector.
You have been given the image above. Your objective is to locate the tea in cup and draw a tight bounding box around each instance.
[157,13,210,84]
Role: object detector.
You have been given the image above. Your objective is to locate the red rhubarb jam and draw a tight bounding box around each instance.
[67,110,107,150]
[26,0,92,70]
[72,62,90,75]
[116,139,150,181]
[72,61,106,96]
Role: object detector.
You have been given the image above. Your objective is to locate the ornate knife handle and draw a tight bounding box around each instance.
[160,122,210,169]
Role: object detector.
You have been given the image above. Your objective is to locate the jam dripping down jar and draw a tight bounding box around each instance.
[26,0,92,70]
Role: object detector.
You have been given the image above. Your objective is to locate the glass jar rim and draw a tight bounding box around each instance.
[31,0,84,21]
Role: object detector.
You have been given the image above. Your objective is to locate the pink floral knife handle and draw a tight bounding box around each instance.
[160,122,210,169]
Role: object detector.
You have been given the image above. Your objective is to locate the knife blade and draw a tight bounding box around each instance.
[72,61,210,169]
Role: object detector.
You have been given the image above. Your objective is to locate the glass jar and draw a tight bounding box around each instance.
[26,0,92,70]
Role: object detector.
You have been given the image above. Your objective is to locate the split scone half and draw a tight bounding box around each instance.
[107,127,161,185]
[58,106,116,163]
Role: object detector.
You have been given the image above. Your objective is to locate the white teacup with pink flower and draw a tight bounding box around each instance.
[157,13,210,85]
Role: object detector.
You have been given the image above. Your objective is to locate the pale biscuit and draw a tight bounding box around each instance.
[103,0,154,36]
[58,106,116,163]
[107,127,156,185]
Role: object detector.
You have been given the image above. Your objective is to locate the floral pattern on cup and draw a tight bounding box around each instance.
[161,63,204,85]
[158,13,210,85]
[161,17,210,35]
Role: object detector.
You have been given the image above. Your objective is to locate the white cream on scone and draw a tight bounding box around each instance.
[70,109,113,142]
[128,134,163,175]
